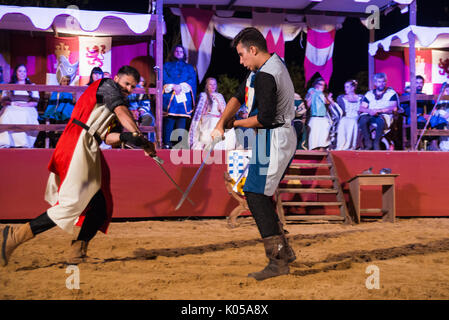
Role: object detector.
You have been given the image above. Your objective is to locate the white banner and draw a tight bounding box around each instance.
[78,36,111,77]
[432,49,449,85]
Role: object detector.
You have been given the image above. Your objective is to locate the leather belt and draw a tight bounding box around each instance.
[72,118,102,145]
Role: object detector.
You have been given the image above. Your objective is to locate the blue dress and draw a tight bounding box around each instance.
[43,91,75,121]
[163,60,197,118]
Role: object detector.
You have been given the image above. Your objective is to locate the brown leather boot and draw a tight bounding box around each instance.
[66,240,89,264]
[278,222,296,263]
[248,235,291,281]
[1,223,34,266]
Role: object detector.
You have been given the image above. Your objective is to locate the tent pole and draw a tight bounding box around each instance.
[155,0,164,148]
[409,0,417,150]
[368,28,375,90]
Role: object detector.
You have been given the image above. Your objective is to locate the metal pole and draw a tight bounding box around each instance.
[409,0,417,149]
[155,0,164,148]
[368,28,375,91]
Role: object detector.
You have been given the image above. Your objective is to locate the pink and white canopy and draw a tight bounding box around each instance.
[369,26,449,56]
[165,0,414,14]
[0,5,163,36]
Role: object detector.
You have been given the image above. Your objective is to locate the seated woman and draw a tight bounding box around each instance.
[87,67,104,85]
[0,64,39,148]
[336,79,363,150]
[43,75,75,121]
[189,77,236,150]
[305,77,334,151]
[42,75,75,147]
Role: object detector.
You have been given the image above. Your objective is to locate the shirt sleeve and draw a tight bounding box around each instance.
[97,78,129,112]
[362,96,369,104]
[233,79,247,105]
[389,93,399,103]
[254,72,277,127]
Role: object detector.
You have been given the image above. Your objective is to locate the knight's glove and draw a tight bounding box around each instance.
[120,131,157,157]
[120,131,147,146]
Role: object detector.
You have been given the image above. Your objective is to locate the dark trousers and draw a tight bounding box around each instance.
[141,114,155,142]
[163,116,187,147]
[245,192,282,239]
[293,120,306,150]
[29,190,108,242]
[358,114,386,150]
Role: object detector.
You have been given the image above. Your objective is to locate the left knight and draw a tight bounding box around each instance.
[1,65,156,266]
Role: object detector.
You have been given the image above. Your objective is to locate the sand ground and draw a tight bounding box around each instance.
[1,217,449,300]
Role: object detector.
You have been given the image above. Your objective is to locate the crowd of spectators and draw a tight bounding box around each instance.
[1,52,447,151]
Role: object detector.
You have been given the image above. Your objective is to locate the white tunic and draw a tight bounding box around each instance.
[336,95,362,150]
[189,92,236,150]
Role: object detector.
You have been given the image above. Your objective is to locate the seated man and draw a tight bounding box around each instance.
[401,75,430,129]
[128,77,155,142]
[359,73,398,150]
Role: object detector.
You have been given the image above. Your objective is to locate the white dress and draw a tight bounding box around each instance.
[0,89,39,148]
[336,95,362,150]
[189,92,236,150]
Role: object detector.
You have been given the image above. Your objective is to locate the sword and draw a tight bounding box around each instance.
[125,144,195,206]
[174,136,222,211]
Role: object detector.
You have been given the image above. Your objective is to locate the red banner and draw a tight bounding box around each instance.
[46,36,79,85]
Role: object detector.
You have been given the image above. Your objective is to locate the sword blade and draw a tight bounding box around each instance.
[174,137,221,211]
[152,157,195,206]
[125,144,194,206]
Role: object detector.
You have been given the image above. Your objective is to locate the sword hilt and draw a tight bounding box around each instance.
[152,155,164,164]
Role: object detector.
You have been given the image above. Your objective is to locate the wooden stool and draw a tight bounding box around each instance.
[348,174,399,223]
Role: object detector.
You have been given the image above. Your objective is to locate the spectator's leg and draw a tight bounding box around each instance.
[373,116,386,150]
[141,115,155,142]
[293,120,303,149]
[358,115,373,150]
[163,116,175,148]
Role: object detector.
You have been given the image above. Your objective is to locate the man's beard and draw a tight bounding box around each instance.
[117,84,130,97]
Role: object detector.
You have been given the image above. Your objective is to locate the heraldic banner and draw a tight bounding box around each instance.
[46,36,79,85]
[78,36,111,84]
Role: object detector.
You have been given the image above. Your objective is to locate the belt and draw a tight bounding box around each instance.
[72,118,102,145]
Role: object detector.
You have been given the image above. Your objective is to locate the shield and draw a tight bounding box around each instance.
[227,149,252,195]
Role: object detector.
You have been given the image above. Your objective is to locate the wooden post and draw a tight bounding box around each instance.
[368,28,375,90]
[409,0,417,149]
[155,0,164,148]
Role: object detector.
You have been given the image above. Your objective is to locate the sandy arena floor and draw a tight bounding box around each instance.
[1,217,449,300]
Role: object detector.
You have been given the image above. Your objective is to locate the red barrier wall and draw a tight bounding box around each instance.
[331,150,449,217]
[0,149,448,220]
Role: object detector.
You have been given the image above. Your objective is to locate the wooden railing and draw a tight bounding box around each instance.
[0,124,155,133]
[0,84,157,95]
[399,94,449,103]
